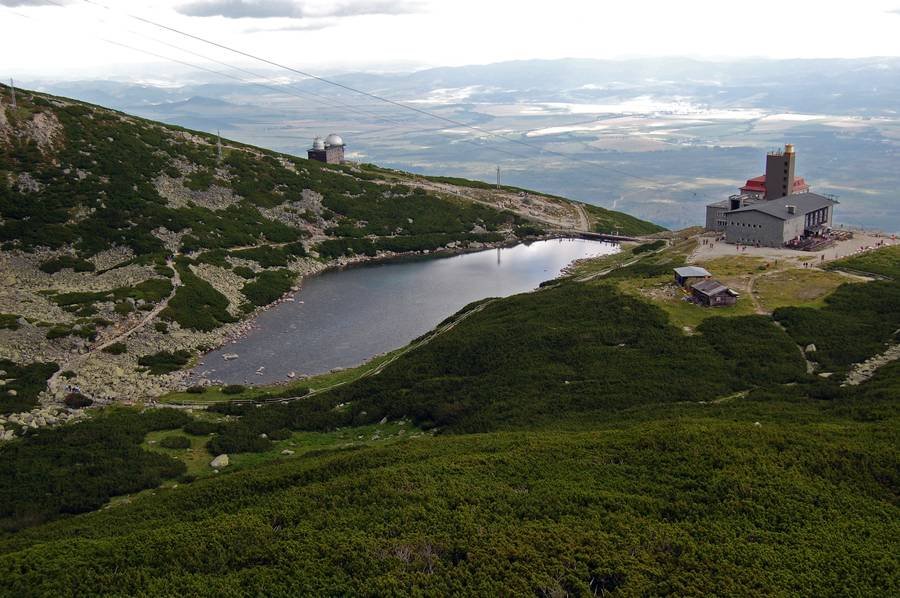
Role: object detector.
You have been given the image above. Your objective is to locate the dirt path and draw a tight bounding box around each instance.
[46,259,182,398]
[573,203,590,233]
[746,271,769,315]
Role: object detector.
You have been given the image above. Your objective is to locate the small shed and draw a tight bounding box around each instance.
[691,279,739,307]
[674,266,711,287]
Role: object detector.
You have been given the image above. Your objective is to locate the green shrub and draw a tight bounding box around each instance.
[159,435,191,449]
[232,266,256,279]
[63,393,93,409]
[241,269,296,306]
[0,359,58,414]
[114,301,134,315]
[183,419,221,436]
[221,384,246,395]
[515,224,545,237]
[184,169,214,191]
[585,203,666,236]
[186,385,206,394]
[268,428,292,441]
[137,350,191,375]
[0,408,189,530]
[774,279,900,370]
[161,263,235,331]
[0,314,20,330]
[39,255,95,274]
[102,342,127,355]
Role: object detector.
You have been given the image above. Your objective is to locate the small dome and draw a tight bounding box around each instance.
[324,133,344,147]
[312,137,325,150]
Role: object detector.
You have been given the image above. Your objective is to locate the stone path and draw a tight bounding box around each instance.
[843,342,900,386]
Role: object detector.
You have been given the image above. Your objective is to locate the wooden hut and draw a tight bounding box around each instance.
[691,279,739,307]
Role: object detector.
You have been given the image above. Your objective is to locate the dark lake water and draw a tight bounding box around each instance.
[194,238,619,385]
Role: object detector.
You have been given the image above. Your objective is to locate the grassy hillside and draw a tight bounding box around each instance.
[0,373,896,595]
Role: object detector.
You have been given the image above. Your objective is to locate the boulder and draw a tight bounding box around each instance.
[280,449,294,455]
[805,344,817,353]
[210,454,229,468]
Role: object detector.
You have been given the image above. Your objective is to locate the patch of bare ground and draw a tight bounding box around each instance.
[154,175,240,211]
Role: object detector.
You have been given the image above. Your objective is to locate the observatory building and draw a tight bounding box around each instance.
[705,144,837,248]
[307,134,345,164]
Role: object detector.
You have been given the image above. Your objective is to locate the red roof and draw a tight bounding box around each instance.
[740,175,809,195]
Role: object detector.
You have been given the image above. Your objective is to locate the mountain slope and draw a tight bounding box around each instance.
[0,237,896,594]
[0,83,661,405]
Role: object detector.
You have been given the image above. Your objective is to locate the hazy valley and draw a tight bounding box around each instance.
[31,57,900,232]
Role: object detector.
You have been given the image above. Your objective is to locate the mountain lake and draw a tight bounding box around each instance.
[192,238,620,385]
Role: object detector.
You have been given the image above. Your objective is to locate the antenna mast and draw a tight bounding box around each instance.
[496,165,501,189]
[10,78,16,110]
[216,130,223,162]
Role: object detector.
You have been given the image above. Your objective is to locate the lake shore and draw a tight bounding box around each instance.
[188,237,619,388]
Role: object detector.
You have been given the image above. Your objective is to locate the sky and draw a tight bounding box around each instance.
[3,0,900,79]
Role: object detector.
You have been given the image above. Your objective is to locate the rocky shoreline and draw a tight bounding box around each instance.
[0,232,556,434]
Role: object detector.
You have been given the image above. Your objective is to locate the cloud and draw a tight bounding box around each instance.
[176,0,421,20]
[0,0,70,6]
[244,19,337,33]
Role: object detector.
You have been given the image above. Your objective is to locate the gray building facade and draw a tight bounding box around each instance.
[723,193,837,247]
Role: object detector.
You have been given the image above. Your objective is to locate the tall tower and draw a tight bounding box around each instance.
[216,130,223,163]
[9,78,16,110]
[764,143,796,200]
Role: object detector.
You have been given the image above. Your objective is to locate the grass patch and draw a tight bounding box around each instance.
[826,245,900,279]
[143,428,213,480]
[159,350,399,405]
[755,268,854,311]
[584,202,666,236]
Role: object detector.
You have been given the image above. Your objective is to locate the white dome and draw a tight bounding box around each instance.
[324,133,344,147]
[312,137,325,150]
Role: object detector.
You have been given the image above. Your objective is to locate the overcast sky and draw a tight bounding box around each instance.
[4,0,900,79]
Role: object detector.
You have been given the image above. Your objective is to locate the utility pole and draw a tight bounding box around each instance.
[10,78,16,110]
[496,165,501,189]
